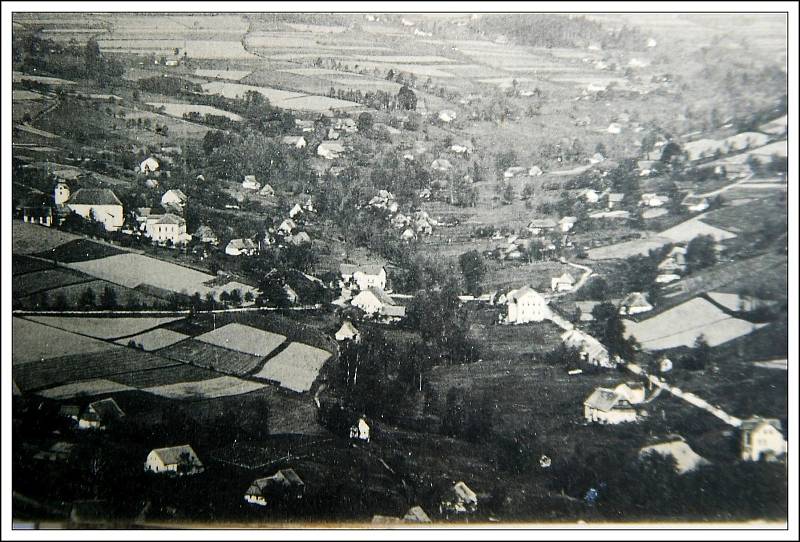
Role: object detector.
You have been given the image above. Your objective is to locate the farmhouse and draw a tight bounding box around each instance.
[282,135,307,149]
[403,506,432,523]
[140,157,159,174]
[317,142,345,160]
[438,109,457,123]
[339,264,387,291]
[431,158,454,172]
[160,189,187,210]
[559,216,578,232]
[583,387,638,424]
[65,188,125,231]
[528,218,557,235]
[561,329,612,367]
[144,445,204,475]
[351,287,405,319]
[613,382,646,405]
[244,468,305,507]
[278,218,297,235]
[335,320,360,342]
[582,189,600,203]
[289,203,304,218]
[681,195,710,212]
[259,184,276,197]
[225,238,258,256]
[242,175,261,190]
[17,192,57,227]
[350,417,370,442]
[194,225,219,245]
[333,117,357,133]
[504,286,550,324]
[288,231,311,246]
[639,437,710,474]
[440,481,477,515]
[739,417,787,462]
[144,213,192,245]
[619,292,653,315]
[78,398,125,430]
[551,272,576,292]
[607,192,625,208]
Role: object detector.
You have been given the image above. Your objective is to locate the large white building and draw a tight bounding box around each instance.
[740,418,787,462]
[340,264,387,291]
[64,188,124,231]
[503,286,550,324]
[144,445,204,476]
[583,387,639,424]
[144,213,192,245]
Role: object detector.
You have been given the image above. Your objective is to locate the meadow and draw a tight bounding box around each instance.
[12,317,119,365]
[159,339,267,376]
[195,323,286,357]
[143,375,267,400]
[25,315,185,340]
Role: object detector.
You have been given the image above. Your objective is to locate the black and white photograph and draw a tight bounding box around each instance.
[2,2,797,537]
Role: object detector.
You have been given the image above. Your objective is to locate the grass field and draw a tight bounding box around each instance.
[252,342,331,393]
[147,102,244,122]
[195,323,286,357]
[15,279,171,311]
[33,238,129,263]
[25,316,185,340]
[107,364,221,388]
[114,328,189,351]
[12,268,93,298]
[159,339,266,375]
[12,317,120,365]
[143,375,267,400]
[37,378,135,400]
[12,255,55,276]
[194,69,252,80]
[12,221,80,255]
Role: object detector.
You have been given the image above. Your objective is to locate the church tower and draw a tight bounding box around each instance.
[54,179,70,206]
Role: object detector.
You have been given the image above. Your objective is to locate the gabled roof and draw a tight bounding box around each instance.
[335,320,359,340]
[506,285,544,303]
[153,213,185,225]
[247,468,304,497]
[639,439,710,474]
[584,387,630,412]
[451,481,477,503]
[403,506,432,523]
[340,263,384,276]
[85,398,125,423]
[227,238,257,251]
[68,188,122,206]
[194,225,216,237]
[367,286,397,306]
[740,417,783,433]
[559,216,578,224]
[150,444,201,467]
[620,292,651,309]
[608,192,625,202]
[555,272,575,284]
[163,188,187,200]
[681,195,708,206]
[529,218,558,228]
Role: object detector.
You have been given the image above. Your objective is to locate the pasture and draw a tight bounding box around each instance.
[143,375,267,400]
[194,69,252,80]
[252,342,331,393]
[107,364,220,388]
[37,378,134,400]
[159,339,266,375]
[15,279,171,311]
[12,317,119,365]
[12,255,55,276]
[115,328,189,351]
[25,316,185,340]
[34,238,128,262]
[12,268,92,298]
[12,221,80,254]
[147,102,243,122]
[195,323,286,357]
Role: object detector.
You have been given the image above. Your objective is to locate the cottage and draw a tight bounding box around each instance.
[440,481,477,514]
[244,468,305,507]
[559,216,577,233]
[288,231,311,246]
[739,417,787,462]
[317,142,345,160]
[289,203,304,218]
[655,273,681,284]
[561,329,612,367]
[528,218,557,235]
[528,165,543,176]
[144,445,204,475]
[438,109,457,123]
[140,157,159,174]
[259,183,276,197]
[78,398,125,430]
[658,246,687,272]
[640,193,668,207]
[278,218,297,235]
[576,301,600,322]
[18,191,57,227]
[194,225,219,245]
[589,152,605,164]
[335,320,360,342]
[350,287,405,319]
[350,417,370,442]
[607,192,625,209]
[583,189,600,204]
[504,286,550,324]
[160,189,187,209]
[431,158,453,172]
[613,382,646,405]
[639,438,710,474]
[242,175,261,191]
[339,264,387,291]
[551,272,576,292]
[583,387,638,424]
[403,506,432,523]
[144,213,192,245]
[618,292,653,315]
[295,119,314,132]
[503,166,527,179]
[65,188,125,231]
[281,135,307,149]
[225,238,258,256]
[681,195,710,213]
[333,117,357,133]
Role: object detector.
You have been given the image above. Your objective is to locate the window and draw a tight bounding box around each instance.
[744,432,751,446]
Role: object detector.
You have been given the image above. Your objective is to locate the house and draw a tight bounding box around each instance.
[350,287,405,319]
[561,329,612,367]
[259,184,276,197]
[551,272,575,292]
[244,468,305,507]
[145,178,159,189]
[65,188,125,231]
[317,142,345,160]
[576,301,600,322]
[640,193,668,207]
[403,506,432,523]
[639,437,710,474]
[350,417,370,442]
[288,231,311,246]
[607,193,625,209]
[583,189,600,204]
[440,481,477,514]
[613,382,646,405]
[140,157,159,174]
[504,286,550,324]
[589,152,605,164]
[559,216,577,233]
[438,109,457,123]
[529,165,543,176]
[326,127,340,140]
[160,189,187,209]
[225,238,258,256]
[194,225,219,245]
[289,203,304,218]
[739,417,787,462]
[333,117,357,133]
[618,292,653,315]
[144,213,192,245]
[503,166,527,179]
[278,218,297,235]
[607,123,622,134]
[339,264,387,291]
[583,387,638,424]
[401,228,417,242]
[335,320,360,342]
[658,246,686,272]
[281,135,307,149]
[295,119,314,132]
[681,195,709,213]
[18,192,57,227]
[528,218,557,235]
[431,158,453,172]
[78,398,125,430]
[658,356,673,373]
[242,175,261,190]
[144,445,204,476]
[655,273,681,284]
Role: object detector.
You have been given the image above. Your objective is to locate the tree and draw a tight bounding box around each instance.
[84,37,101,72]
[458,250,486,296]
[502,183,515,204]
[521,183,535,200]
[357,111,374,132]
[681,335,711,370]
[495,150,517,173]
[685,235,716,274]
[99,285,117,309]
[256,277,290,308]
[397,84,417,110]
[79,287,96,308]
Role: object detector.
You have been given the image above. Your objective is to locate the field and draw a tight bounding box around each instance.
[13,348,179,391]
[659,217,737,244]
[114,328,189,351]
[12,71,76,86]
[97,39,256,60]
[12,255,55,275]
[201,81,305,104]
[15,279,171,311]
[143,375,267,400]
[623,297,768,350]
[33,238,129,263]
[194,69,252,80]
[147,102,243,122]
[37,378,135,400]
[12,317,119,365]
[25,316,185,340]
[195,323,286,357]
[12,268,93,298]
[12,221,81,255]
[107,364,221,388]
[159,339,266,375]
[252,342,332,393]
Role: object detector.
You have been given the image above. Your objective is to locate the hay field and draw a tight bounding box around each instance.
[12,221,81,254]
[12,268,93,298]
[12,317,120,365]
[252,342,331,393]
[37,378,134,400]
[143,375,267,400]
[159,339,266,375]
[194,69,252,80]
[114,328,189,351]
[26,316,184,340]
[195,323,286,357]
[147,102,243,122]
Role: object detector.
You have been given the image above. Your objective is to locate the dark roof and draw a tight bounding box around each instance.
[85,398,125,423]
[68,188,122,206]
[367,286,397,306]
[247,468,305,497]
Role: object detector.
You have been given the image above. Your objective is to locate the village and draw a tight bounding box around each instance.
[9,11,789,527]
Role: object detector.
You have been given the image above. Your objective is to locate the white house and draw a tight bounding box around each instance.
[440,481,477,515]
[335,320,360,342]
[504,286,551,324]
[740,418,787,462]
[561,329,612,368]
[140,157,159,174]
[681,195,710,213]
[244,468,305,507]
[260,184,276,197]
[350,417,370,442]
[339,264,387,291]
[194,225,219,245]
[77,398,125,430]
[144,445,204,476]
[317,142,345,160]
[583,387,638,424]
[160,189,187,209]
[528,218,557,235]
[225,238,258,256]
[242,175,261,190]
[618,292,653,315]
[551,272,576,292]
[278,218,297,235]
[350,287,405,319]
[613,382,646,405]
[65,188,125,231]
[289,203,304,219]
[281,135,307,149]
[639,438,710,474]
[583,189,600,204]
[438,109,457,123]
[559,216,577,233]
[144,213,192,245]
